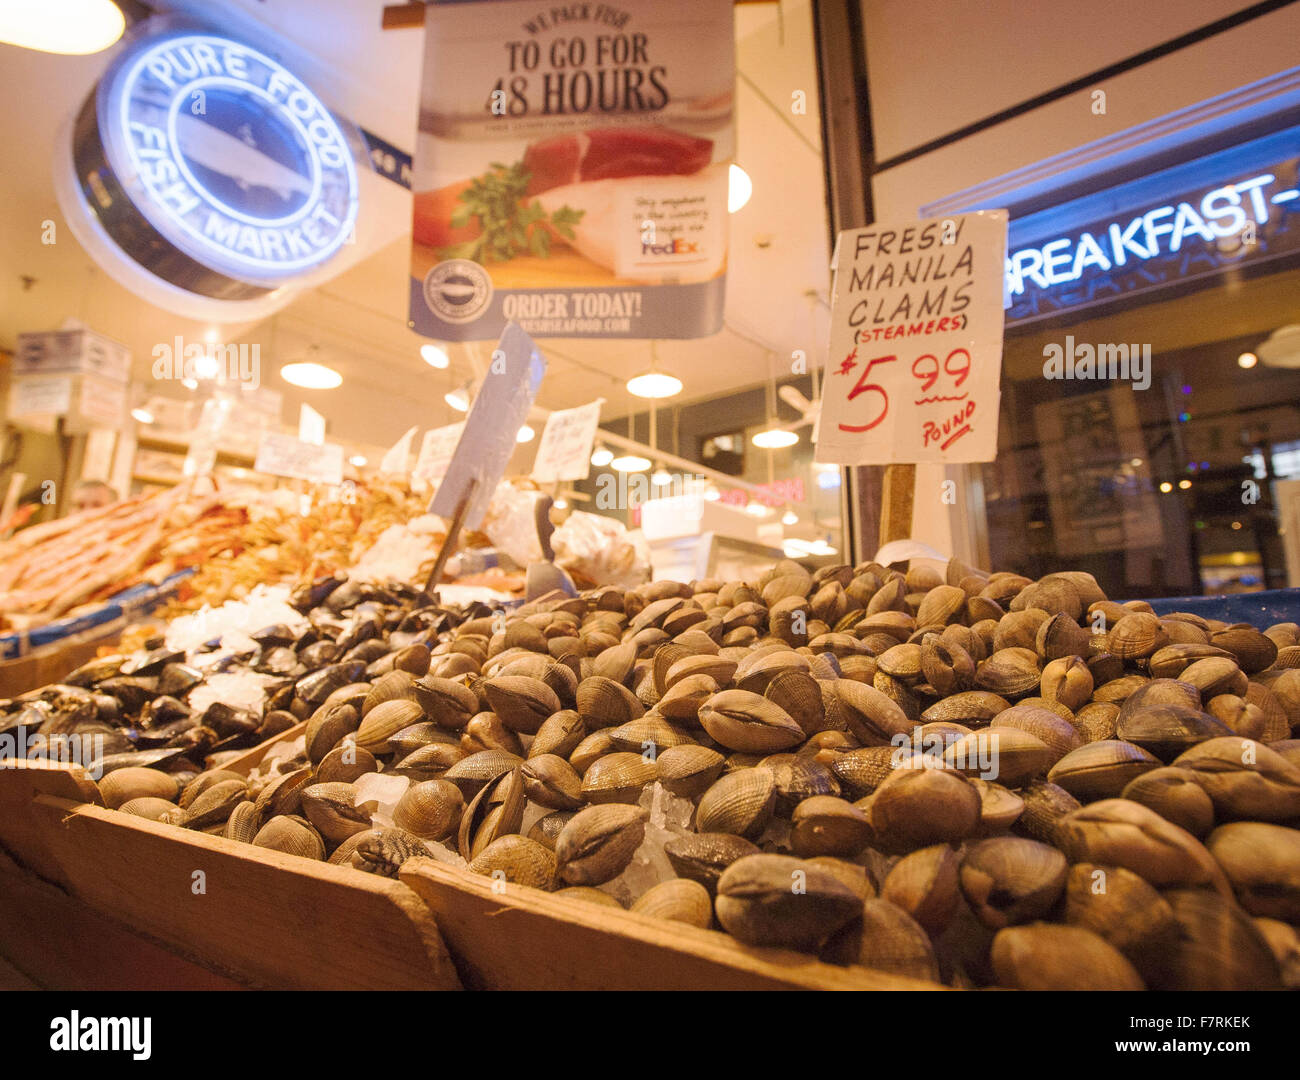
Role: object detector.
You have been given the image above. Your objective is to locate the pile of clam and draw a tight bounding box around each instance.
[92,561,1300,990]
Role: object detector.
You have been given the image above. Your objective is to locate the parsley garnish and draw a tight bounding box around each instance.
[440,161,585,263]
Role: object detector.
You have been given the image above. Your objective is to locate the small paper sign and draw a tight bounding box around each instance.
[817,210,1008,464]
[299,403,326,446]
[10,375,72,416]
[380,426,418,475]
[255,431,344,486]
[431,322,546,529]
[413,422,465,484]
[531,400,603,483]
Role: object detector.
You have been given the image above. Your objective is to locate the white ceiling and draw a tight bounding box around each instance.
[0,0,832,454]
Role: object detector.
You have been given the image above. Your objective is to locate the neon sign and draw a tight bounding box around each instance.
[1003,126,1300,323]
[75,25,359,299]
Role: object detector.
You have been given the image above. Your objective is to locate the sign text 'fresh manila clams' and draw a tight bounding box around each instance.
[817,212,1009,465]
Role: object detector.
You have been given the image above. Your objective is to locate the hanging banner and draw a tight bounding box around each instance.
[817,210,1009,465]
[409,0,733,341]
[532,399,603,483]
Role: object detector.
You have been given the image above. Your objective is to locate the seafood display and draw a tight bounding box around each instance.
[65,557,1300,990]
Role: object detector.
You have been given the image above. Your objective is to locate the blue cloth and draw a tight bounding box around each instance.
[1143,588,1300,626]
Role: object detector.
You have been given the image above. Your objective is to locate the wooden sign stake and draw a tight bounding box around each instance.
[879,463,916,550]
[423,476,478,598]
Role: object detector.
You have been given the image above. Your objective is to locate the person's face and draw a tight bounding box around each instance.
[73,487,113,513]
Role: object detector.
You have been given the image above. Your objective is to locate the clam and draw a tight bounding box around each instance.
[1172,736,1300,821]
[482,676,560,734]
[1204,694,1266,740]
[392,778,463,840]
[975,648,1041,698]
[1254,918,1300,989]
[457,766,525,861]
[118,796,183,822]
[919,636,975,696]
[252,767,313,820]
[630,878,713,928]
[663,832,760,894]
[1046,739,1161,801]
[527,810,575,851]
[354,699,423,754]
[656,674,718,724]
[181,779,248,828]
[655,744,725,798]
[766,755,840,813]
[826,745,899,797]
[520,754,585,810]
[789,796,872,857]
[1142,888,1282,990]
[555,803,648,885]
[580,751,658,805]
[942,727,1054,788]
[99,766,179,809]
[880,843,962,935]
[970,778,1024,835]
[1107,612,1167,659]
[1034,611,1090,661]
[442,749,524,798]
[607,715,696,756]
[824,897,941,981]
[413,676,478,729]
[576,676,645,729]
[1210,626,1278,673]
[354,828,427,877]
[529,709,586,759]
[467,834,558,891]
[299,781,379,844]
[991,924,1144,990]
[959,836,1067,929]
[252,815,326,860]
[1072,701,1119,743]
[829,678,913,744]
[1062,861,1177,958]
[1205,822,1300,921]
[462,711,524,756]
[305,702,360,764]
[1038,656,1093,711]
[361,670,416,715]
[1119,766,1215,836]
[316,742,379,784]
[697,689,804,753]
[555,885,625,908]
[866,767,980,853]
[695,768,777,838]
[990,704,1083,764]
[1054,798,1231,895]
[715,854,861,951]
[921,690,1009,726]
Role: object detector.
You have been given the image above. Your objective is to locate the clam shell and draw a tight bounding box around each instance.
[442,749,524,798]
[1210,626,1278,674]
[1120,766,1215,836]
[413,676,478,729]
[970,778,1024,835]
[1172,736,1300,821]
[555,885,624,907]
[715,853,861,951]
[576,675,645,729]
[975,648,1041,698]
[223,800,260,844]
[305,702,360,764]
[959,836,1067,929]
[695,767,777,838]
[942,728,1054,788]
[1012,778,1081,845]
[520,754,585,810]
[789,795,872,857]
[829,678,913,744]
[1114,703,1230,762]
[361,670,416,715]
[527,809,575,851]
[1205,822,1300,921]
[555,803,648,885]
[1038,656,1093,712]
[1063,861,1177,958]
[698,689,804,753]
[252,815,326,860]
[663,832,761,894]
[354,699,423,754]
[880,843,962,935]
[607,715,696,756]
[1047,739,1161,801]
[1142,889,1282,990]
[991,924,1144,990]
[826,745,899,798]
[630,878,713,928]
[118,796,182,822]
[824,898,941,981]
[392,778,464,840]
[99,766,179,809]
[467,834,558,891]
[655,744,725,798]
[867,767,980,854]
[991,704,1083,764]
[300,781,378,844]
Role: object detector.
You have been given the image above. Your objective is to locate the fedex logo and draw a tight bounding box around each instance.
[641,237,700,256]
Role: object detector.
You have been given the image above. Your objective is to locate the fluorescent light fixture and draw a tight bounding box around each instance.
[703,485,721,501]
[280,362,342,389]
[445,380,472,412]
[728,164,753,214]
[781,509,799,526]
[0,0,124,55]
[1179,479,1192,490]
[1159,481,1173,493]
[421,343,450,369]
[348,455,367,467]
[130,407,154,424]
[626,370,682,398]
[651,467,672,486]
[745,501,768,517]
[181,378,199,391]
[1238,351,1258,369]
[516,424,535,443]
[611,453,651,472]
[752,428,798,449]
[590,445,614,467]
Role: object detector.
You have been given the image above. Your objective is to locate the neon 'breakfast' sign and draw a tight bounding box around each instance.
[1005,173,1293,295]
[75,24,359,299]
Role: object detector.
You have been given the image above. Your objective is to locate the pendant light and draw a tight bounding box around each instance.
[0,0,125,55]
[590,445,614,467]
[627,341,682,398]
[753,353,798,448]
[611,411,650,471]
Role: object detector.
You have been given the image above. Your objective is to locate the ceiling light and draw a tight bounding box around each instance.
[0,0,124,55]
[181,378,199,391]
[130,407,154,424]
[421,343,450,369]
[626,370,682,398]
[194,353,220,380]
[1159,481,1173,493]
[281,362,342,389]
[1179,479,1192,490]
[611,453,651,472]
[752,428,798,449]
[703,485,721,501]
[554,497,568,510]
[745,501,768,517]
[1231,521,1242,530]
[445,380,472,412]
[1238,351,1258,369]
[516,425,535,443]
[349,455,367,467]
[1129,457,1143,467]
[652,467,672,486]
[781,509,799,526]
[590,445,614,467]
[728,164,753,214]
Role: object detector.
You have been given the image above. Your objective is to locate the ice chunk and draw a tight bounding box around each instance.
[757,815,792,853]
[165,584,306,654]
[638,781,695,832]
[420,838,468,869]
[354,771,410,827]
[188,671,279,717]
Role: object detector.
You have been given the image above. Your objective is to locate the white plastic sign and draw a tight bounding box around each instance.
[255,431,344,486]
[531,400,603,483]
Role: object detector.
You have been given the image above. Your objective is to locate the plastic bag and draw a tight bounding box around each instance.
[482,482,545,568]
[553,511,651,589]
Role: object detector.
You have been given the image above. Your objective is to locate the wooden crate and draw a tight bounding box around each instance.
[400,858,946,990]
[0,759,461,990]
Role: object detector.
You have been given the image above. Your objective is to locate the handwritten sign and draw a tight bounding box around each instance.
[431,322,546,529]
[255,431,344,486]
[817,211,1008,464]
[532,400,603,483]
[380,426,418,475]
[413,422,465,485]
